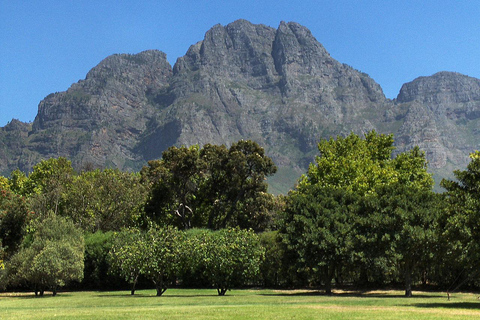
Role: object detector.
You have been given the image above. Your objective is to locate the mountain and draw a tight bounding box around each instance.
[1,20,479,193]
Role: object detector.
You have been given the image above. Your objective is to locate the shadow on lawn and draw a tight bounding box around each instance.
[0,293,73,299]
[258,290,440,299]
[96,293,219,298]
[414,302,480,310]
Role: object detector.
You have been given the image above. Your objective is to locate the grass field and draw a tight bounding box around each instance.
[1,289,480,319]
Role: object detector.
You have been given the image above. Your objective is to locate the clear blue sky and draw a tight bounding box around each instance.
[1,0,479,126]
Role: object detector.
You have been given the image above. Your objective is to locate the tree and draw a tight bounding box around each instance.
[108,228,145,295]
[0,189,31,257]
[281,185,360,294]
[199,140,277,230]
[142,140,277,231]
[8,215,84,296]
[280,131,436,296]
[362,182,441,297]
[65,169,147,231]
[141,226,184,296]
[23,158,75,217]
[142,145,203,229]
[441,151,480,286]
[185,228,264,295]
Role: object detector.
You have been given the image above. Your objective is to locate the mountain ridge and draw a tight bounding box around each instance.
[1,20,479,193]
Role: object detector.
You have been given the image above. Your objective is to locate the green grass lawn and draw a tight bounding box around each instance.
[1,289,480,319]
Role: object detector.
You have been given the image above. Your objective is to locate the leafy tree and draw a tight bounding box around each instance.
[24,158,75,217]
[108,228,145,295]
[201,140,277,230]
[142,140,277,231]
[281,185,360,294]
[83,231,124,290]
[185,228,264,295]
[441,151,480,286]
[65,169,147,231]
[362,182,441,296]
[0,189,31,257]
[281,131,436,296]
[7,215,84,296]
[141,226,184,296]
[142,145,203,229]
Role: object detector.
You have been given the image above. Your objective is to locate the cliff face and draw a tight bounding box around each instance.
[1,21,479,192]
[394,72,480,183]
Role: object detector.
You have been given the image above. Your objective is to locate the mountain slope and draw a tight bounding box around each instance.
[1,21,479,193]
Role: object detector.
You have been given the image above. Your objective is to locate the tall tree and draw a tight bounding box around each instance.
[142,145,203,229]
[65,169,147,231]
[281,131,436,296]
[441,150,480,285]
[142,140,277,231]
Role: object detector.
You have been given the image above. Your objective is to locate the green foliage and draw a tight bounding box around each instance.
[281,186,360,293]
[0,189,31,257]
[65,169,147,231]
[7,215,84,296]
[184,228,264,295]
[108,228,144,295]
[258,231,285,287]
[142,140,277,231]
[141,226,184,296]
[23,157,75,217]
[441,150,480,285]
[281,131,437,295]
[142,145,203,229]
[83,231,124,290]
[361,183,441,296]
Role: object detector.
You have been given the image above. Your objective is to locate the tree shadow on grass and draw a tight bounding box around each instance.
[0,293,73,299]
[96,293,218,298]
[258,290,439,299]
[414,302,480,310]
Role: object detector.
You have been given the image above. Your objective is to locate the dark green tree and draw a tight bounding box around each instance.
[441,151,480,287]
[142,140,277,231]
[281,186,360,294]
[280,131,436,296]
[142,145,203,229]
[7,215,84,296]
[0,189,31,257]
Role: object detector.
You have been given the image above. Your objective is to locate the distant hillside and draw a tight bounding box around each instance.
[1,20,479,193]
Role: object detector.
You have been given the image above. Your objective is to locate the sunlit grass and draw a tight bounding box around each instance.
[1,289,480,319]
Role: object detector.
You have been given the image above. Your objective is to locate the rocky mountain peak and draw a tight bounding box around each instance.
[1,21,479,192]
[397,71,480,105]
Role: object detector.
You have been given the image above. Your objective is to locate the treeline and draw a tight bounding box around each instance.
[0,133,479,297]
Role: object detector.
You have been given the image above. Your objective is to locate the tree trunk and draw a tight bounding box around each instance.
[324,266,333,295]
[131,275,138,295]
[405,271,413,297]
[52,286,57,296]
[154,277,167,296]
